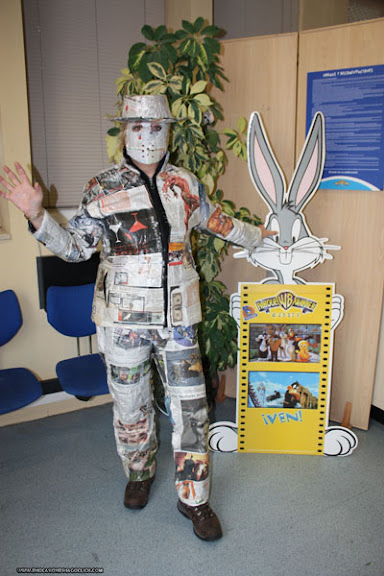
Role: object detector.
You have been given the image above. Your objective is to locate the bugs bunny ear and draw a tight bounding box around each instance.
[247,112,286,211]
[289,112,325,212]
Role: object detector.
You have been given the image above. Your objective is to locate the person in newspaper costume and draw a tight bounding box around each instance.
[0,95,275,541]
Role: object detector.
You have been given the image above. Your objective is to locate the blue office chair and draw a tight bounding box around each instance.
[46,283,108,398]
[0,290,43,414]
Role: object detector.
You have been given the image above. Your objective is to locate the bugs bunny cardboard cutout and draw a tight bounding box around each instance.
[236,111,340,285]
[209,111,357,456]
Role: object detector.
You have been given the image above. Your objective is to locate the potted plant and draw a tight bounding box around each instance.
[106,18,261,404]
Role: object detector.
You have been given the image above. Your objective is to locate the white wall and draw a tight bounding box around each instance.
[213,0,298,37]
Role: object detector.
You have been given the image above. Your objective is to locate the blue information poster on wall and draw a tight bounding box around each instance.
[306,65,384,191]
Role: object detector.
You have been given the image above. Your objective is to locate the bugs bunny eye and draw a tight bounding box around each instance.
[270,217,280,243]
[292,219,301,244]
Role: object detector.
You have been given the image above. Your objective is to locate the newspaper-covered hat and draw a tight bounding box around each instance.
[113,94,176,123]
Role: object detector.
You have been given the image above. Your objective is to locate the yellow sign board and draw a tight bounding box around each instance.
[237,283,334,455]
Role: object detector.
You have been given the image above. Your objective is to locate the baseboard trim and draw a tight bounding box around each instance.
[0,389,112,428]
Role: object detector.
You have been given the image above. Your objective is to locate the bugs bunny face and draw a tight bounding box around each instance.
[261,207,318,270]
[240,111,340,283]
[124,121,169,164]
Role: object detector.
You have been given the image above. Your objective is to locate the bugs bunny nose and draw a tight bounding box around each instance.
[283,246,288,250]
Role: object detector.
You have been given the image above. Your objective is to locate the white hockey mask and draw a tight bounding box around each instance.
[124,121,169,164]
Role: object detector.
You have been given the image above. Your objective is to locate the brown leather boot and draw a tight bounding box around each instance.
[177,500,223,541]
[124,477,154,509]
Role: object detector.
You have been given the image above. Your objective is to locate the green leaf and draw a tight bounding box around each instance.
[225,138,236,150]
[107,127,121,136]
[115,78,129,96]
[189,124,204,139]
[168,76,183,92]
[198,43,208,67]
[216,67,229,82]
[190,80,207,95]
[189,39,199,59]
[181,75,190,94]
[223,129,237,137]
[147,49,169,73]
[189,100,202,125]
[161,33,177,44]
[178,103,188,119]
[195,142,209,160]
[188,153,197,173]
[211,102,224,120]
[233,141,242,156]
[171,98,183,116]
[147,62,167,80]
[164,43,178,65]
[238,116,247,133]
[138,54,153,83]
[200,261,215,283]
[105,133,123,163]
[193,93,212,107]
[182,20,195,34]
[204,130,219,149]
[193,17,205,32]
[214,238,225,252]
[201,25,221,37]
[187,102,195,121]
[222,200,236,215]
[201,173,215,193]
[129,42,147,57]
[141,25,155,41]
[144,79,166,94]
[203,37,220,55]
[175,29,188,40]
[153,25,167,41]
[128,42,147,71]
[180,38,191,56]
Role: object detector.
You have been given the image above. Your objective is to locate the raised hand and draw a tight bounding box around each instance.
[258,224,277,239]
[0,162,44,223]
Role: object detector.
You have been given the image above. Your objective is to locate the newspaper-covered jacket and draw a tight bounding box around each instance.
[32,154,262,329]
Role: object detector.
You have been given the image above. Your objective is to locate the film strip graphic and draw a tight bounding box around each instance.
[238,283,251,452]
[317,285,333,454]
[237,283,334,455]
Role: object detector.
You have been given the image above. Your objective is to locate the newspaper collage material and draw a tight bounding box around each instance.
[238,283,333,455]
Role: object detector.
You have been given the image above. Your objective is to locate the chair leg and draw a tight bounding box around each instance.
[341,401,352,429]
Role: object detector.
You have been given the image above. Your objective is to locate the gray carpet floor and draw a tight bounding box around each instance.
[0,399,383,576]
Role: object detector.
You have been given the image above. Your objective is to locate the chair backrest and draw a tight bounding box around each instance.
[0,290,23,346]
[46,283,96,337]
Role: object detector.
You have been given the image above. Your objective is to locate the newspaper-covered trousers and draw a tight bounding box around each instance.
[97,325,211,507]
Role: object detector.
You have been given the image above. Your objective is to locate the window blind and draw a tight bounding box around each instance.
[23,0,164,208]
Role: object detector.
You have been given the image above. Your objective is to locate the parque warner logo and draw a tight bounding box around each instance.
[255,291,317,314]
